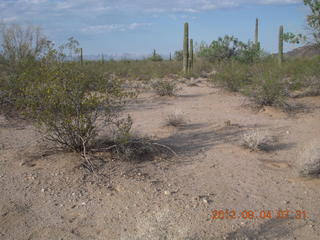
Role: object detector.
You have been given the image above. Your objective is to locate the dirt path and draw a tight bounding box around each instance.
[1,82,319,240]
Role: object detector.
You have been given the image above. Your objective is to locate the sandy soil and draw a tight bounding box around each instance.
[0,80,320,240]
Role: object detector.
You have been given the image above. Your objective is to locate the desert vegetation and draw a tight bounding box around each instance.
[1,3,320,171]
[0,1,319,179]
[1,1,320,239]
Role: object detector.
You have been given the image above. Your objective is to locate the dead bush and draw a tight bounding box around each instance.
[151,79,178,96]
[241,129,275,151]
[298,141,320,177]
[165,110,186,127]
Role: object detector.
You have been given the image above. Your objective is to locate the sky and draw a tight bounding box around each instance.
[0,0,310,58]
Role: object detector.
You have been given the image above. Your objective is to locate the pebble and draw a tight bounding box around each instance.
[164,191,171,196]
[41,188,46,193]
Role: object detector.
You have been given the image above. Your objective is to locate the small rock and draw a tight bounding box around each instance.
[203,198,209,204]
[81,202,86,206]
[164,191,171,196]
[41,188,46,193]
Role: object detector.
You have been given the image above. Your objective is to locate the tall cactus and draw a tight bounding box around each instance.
[169,52,172,61]
[278,25,284,65]
[189,39,194,70]
[153,49,156,57]
[80,48,83,65]
[183,22,189,74]
[255,18,260,49]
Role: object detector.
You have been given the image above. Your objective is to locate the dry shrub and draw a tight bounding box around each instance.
[165,110,186,127]
[298,140,320,177]
[241,129,275,151]
[151,79,178,96]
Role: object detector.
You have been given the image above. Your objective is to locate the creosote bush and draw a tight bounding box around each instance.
[248,67,287,107]
[151,79,178,96]
[214,61,251,92]
[20,61,132,152]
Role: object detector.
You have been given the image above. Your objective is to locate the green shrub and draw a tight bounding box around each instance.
[213,61,251,92]
[247,66,287,106]
[282,56,320,94]
[198,35,261,63]
[148,49,163,62]
[174,50,183,61]
[19,61,131,152]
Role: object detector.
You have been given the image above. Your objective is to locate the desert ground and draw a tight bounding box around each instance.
[0,78,319,240]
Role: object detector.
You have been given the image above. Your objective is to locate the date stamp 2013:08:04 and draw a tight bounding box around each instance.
[211,209,308,220]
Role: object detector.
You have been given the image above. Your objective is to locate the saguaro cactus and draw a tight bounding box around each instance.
[80,48,83,65]
[278,25,284,65]
[183,22,189,74]
[255,18,260,49]
[169,52,172,61]
[153,49,156,57]
[189,39,194,70]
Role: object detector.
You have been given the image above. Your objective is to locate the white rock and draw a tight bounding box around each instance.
[164,191,171,196]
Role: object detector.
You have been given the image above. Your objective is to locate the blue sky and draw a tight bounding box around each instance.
[0,0,309,57]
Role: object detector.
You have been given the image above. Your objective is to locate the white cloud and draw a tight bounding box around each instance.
[81,23,152,33]
[0,0,302,32]
[0,0,302,18]
[1,17,19,23]
[56,2,73,10]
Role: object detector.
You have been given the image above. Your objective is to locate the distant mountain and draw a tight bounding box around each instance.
[78,52,171,61]
[82,53,147,61]
[285,44,320,58]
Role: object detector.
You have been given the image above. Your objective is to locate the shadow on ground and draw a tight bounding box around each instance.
[225,217,306,240]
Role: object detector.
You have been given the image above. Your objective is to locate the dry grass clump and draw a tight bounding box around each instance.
[241,129,275,151]
[151,79,178,96]
[165,110,186,127]
[298,140,320,177]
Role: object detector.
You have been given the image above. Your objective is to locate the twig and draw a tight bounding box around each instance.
[90,145,117,152]
[79,136,98,176]
[151,143,177,156]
